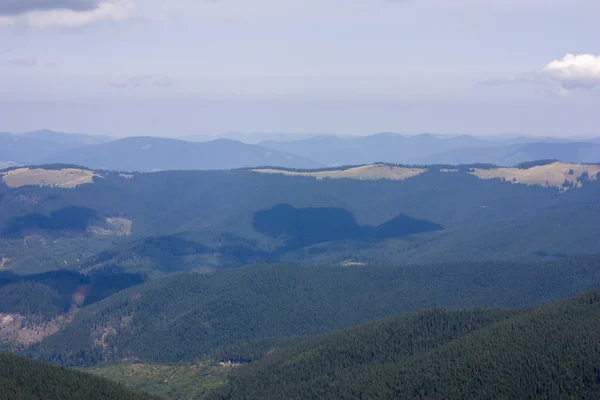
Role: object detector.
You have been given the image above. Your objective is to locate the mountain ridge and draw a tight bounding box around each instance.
[209,286,600,400]
[42,137,321,172]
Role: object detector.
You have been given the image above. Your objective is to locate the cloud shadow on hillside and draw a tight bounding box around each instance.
[253,204,444,249]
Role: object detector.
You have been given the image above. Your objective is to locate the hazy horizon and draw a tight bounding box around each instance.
[2,0,600,137]
[2,128,600,141]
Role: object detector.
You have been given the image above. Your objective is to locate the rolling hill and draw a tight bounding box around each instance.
[259,133,600,166]
[26,255,600,367]
[3,130,600,171]
[0,269,147,351]
[210,286,600,400]
[0,144,597,400]
[0,135,77,166]
[281,177,600,266]
[423,141,600,166]
[0,130,111,166]
[88,309,516,399]
[43,137,320,172]
[15,130,110,146]
[259,133,493,166]
[0,352,156,400]
[1,163,599,275]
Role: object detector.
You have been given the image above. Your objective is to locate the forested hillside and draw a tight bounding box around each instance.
[0,353,157,400]
[211,287,600,400]
[283,199,600,266]
[4,164,597,275]
[0,269,147,353]
[0,269,146,318]
[27,255,600,367]
[0,161,598,399]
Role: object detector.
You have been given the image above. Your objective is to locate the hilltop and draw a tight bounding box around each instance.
[259,134,600,166]
[0,352,156,400]
[254,161,600,189]
[1,162,600,275]
[2,130,600,172]
[42,137,319,172]
[26,256,600,367]
[210,286,600,399]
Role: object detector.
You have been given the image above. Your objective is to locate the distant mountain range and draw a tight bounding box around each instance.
[259,133,489,166]
[422,141,600,165]
[179,131,325,144]
[260,133,600,166]
[43,137,319,172]
[1,129,599,171]
[0,130,109,166]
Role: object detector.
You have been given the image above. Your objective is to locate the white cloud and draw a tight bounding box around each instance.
[482,54,600,95]
[0,0,134,28]
[541,54,600,91]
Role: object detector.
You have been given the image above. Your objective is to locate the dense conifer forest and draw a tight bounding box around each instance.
[210,288,600,399]
[26,255,600,368]
[0,353,157,400]
[0,164,599,399]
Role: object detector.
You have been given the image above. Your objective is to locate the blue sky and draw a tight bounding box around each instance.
[1,0,599,137]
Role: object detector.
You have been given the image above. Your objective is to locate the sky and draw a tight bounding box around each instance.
[1,0,600,138]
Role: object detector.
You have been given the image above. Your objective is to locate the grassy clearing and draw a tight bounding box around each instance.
[253,164,427,181]
[470,162,600,189]
[87,361,229,400]
[1,168,99,188]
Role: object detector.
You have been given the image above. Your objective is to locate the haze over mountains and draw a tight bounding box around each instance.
[43,137,317,172]
[0,130,109,167]
[1,130,599,172]
[2,129,600,399]
[0,162,598,398]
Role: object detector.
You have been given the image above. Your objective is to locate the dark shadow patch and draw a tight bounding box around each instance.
[2,206,98,237]
[84,233,270,274]
[253,204,443,248]
[253,204,363,247]
[0,269,146,320]
[373,214,445,239]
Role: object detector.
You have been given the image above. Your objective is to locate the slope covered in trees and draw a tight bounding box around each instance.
[281,178,600,266]
[28,255,600,367]
[0,352,157,400]
[211,287,600,400]
[0,270,146,319]
[0,165,600,275]
[0,166,568,273]
[5,164,597,276]
[0,166,558,239]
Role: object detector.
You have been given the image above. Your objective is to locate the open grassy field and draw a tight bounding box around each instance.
[470,162,600,189]
[1,168,99,188]
[253,164,427,181]
[88,362,228,400]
